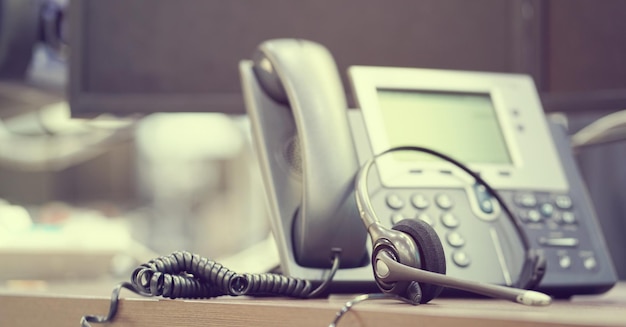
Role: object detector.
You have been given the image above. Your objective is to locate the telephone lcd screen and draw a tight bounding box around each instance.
[375,89,512,164]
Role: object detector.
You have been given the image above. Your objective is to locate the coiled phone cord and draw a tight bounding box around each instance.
[80,249,341,327]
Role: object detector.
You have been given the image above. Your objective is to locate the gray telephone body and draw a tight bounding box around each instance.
[239,39,617,297]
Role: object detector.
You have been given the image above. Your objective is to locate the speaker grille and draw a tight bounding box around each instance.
[284,136,302,176]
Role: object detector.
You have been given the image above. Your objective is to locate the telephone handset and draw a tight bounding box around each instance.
[243,39,368,269]
[240,39,617,297]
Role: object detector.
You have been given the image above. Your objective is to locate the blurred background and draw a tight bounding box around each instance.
[0,0,625,283]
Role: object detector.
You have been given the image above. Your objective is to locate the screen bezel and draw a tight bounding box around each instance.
[348,65,568,191]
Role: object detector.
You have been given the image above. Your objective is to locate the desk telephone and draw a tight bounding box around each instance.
[240,39,617,297]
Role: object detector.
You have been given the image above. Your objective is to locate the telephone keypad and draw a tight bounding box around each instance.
[417,213,435,226]
[386,194,405,210]
[559,255,572,269]
[561,212,577,224]
[380,189,598,275]
[584,257,598,271]
[441,212,460,228]
[435,194,454,210]
[515,193,576,226]
[515,193,537,207]
[411,194,430,209]
[473,183,496,214]
[480,199,494,214]
[452,251,471,267]
[519,209,542,223]
[554,195,573,210]
[446,232,466,248]
[391,213,406,225]
[508,191,606,279]
[540,203,555,217]
[383,191,470,268]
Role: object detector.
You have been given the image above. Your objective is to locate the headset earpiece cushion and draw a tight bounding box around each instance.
[392,219,446,303]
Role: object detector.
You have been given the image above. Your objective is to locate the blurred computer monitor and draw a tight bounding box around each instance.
[68,0,535,117]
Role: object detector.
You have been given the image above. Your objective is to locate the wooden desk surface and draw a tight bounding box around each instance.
[1,279,625,327]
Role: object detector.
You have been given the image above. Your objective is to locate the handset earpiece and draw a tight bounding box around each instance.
[251,50,289,105]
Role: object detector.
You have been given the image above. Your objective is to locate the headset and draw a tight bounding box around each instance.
[355,145,552,306]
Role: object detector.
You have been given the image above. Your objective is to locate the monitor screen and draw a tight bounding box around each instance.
[375,89,512,164]
[68,0,525,117]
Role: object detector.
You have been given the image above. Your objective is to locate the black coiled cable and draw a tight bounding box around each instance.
[130,251,314,299]
[81,249,341,326]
